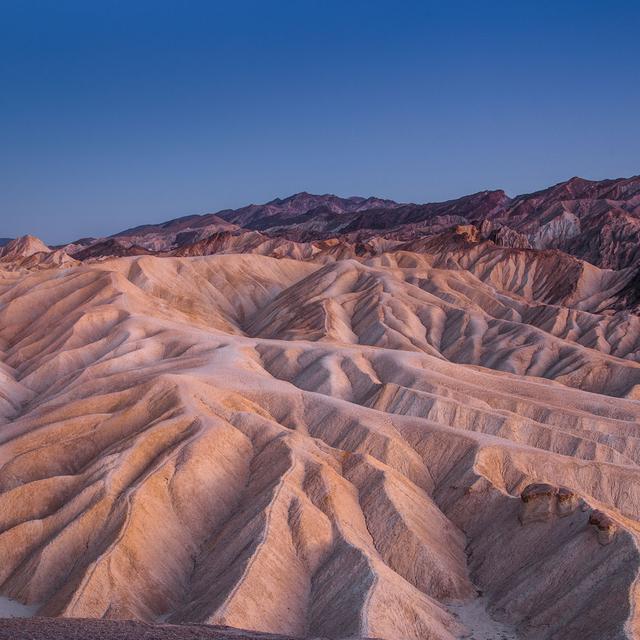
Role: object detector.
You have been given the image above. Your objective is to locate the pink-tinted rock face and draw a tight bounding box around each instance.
[589,510,618,545]
[65,175,640,273]
[0,235,50,260]
[520,484,558,524]
[3,178,640,640]
[521,483,557,502]
[0,618,339,640]
[519,484,581,524]
[556,486,581,517]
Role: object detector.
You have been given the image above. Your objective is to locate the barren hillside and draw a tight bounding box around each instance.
[1,231,639,639]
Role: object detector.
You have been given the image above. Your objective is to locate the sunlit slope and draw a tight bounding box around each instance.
[0,253,639,640]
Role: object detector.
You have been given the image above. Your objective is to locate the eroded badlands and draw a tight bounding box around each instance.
[1,244,639,639]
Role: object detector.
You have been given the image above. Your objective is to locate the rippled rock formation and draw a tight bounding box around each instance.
[2,198,640,639]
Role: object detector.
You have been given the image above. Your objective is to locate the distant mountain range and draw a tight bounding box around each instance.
[2,173,640,640]
[53,174,640,270]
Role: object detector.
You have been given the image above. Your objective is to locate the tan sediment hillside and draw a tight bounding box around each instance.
[1,251,640,640]
[0,235,50,260]
[0,617,351,640]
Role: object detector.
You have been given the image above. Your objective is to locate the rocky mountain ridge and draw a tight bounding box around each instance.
[49,175,640,272]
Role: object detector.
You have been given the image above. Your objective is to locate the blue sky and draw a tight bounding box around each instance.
[1,0,639,243]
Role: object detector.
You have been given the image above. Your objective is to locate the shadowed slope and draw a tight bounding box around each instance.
[0,254,639,640]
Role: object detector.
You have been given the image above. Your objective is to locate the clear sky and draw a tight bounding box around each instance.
[1,0,639,244]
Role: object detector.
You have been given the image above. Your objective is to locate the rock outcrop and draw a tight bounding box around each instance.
[589,510,618,545]
[0,235,50,260]
[519,483,581,523]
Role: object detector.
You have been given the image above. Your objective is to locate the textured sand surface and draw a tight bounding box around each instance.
[0,597,38,618]
[0,618,339,640]
[448,599,517,640]
[1,249,640,639]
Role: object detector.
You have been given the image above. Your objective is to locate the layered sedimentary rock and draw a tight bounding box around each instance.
[0,618,340,640]
[64,175,640,273]
[0,236,78,272]
[0,235,50,260]
[1,241,640,640]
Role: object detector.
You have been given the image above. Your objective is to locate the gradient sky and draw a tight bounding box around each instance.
[1,0,639,244]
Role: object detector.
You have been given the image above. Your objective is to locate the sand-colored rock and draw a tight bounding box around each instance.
[519,483,581,523]
[589,509,618,545]
[0,250,640,640]
[0,235,50,260]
